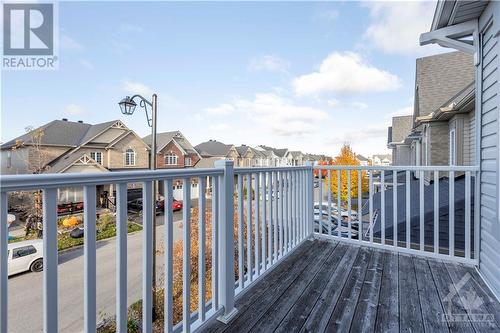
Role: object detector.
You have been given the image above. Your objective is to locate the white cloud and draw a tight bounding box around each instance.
[209,123,230,131]
[121,80,153,96]
[204,93,328,137]
[64,104,85,116]
[293,52,401,95]
[61,34,84,51]
[362,2,438,55]
[248,55,290,73]
[205,103,235,116]
[235,93,328,136]
[327,99,341,108]
[329,124,387,145]
[386,105,413,119]
[351,101,368,110]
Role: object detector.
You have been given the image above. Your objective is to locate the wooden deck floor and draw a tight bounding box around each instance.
[203,239,500,333]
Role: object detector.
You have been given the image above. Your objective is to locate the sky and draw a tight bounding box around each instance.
[1,1,449,157]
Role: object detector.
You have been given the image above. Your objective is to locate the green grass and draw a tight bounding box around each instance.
[57,222,142,251]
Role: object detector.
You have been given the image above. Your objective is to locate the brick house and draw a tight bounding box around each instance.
[142,131,201,169]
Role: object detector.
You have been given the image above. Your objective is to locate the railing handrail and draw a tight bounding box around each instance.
[235,166,311,174]
[314,165,479,171]
[0,168,224,191]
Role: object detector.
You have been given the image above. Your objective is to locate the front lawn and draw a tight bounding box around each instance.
[58,221,142,251]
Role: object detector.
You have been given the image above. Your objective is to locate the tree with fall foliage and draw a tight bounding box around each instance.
[328,144,368,204]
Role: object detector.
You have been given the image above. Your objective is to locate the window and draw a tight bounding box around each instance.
[125,149,135,166]
[12,245,36,259]
[90,152,103,165]
[184,157,192,166]
[7,151,11,168]
[449,129,456,166]
[165,153,178,165]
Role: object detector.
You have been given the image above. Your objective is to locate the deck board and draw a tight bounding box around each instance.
[201,239,500,333]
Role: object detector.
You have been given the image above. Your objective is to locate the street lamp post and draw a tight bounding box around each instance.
[118,93,158,319]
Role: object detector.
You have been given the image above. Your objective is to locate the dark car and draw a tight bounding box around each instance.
[128,198,182,214]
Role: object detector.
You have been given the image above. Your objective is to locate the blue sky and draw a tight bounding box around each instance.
[1,1,447,157]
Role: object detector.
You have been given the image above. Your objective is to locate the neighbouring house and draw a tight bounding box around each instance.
[419,0,499,299]
[286,151,304,166]
[235,145,258,167]
[0,118,150,205]
[195,140,240,162]
[370,154,392,166]
[387,115,413,165]
[143,131,202,200]
[253,146,278,167]
[258,145,289,166]
[143,131,201,169]
[355,154,370,166]
[406,51,475,167]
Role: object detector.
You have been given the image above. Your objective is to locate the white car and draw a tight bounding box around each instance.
[8,239,44,276]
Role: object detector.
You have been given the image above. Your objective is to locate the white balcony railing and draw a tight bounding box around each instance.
[0,163,479,332]
[313,165,480,265]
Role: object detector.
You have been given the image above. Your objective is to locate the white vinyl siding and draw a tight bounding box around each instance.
[478,3,500,300]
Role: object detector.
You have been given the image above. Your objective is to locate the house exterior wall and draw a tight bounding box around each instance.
[108,133,149,169]
[477,1,500,299]
[393,145,411,165]
[1,146,69,174]
[156,140,200,169]
[428,122,449,166]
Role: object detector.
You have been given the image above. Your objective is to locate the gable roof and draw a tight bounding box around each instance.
[414,51,474,119]
[356,154,369,162]
[259,145,288,157]
[143,131,199,155]
[47,153,109,173]
[0,119,125,150]
[391,115,413,143]
[195,140,234,157]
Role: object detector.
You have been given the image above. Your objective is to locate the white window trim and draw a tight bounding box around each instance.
[90,151,103,165]
[449,129,456,166]
[124,149,136,166]
[165,153,178,166]
[184,156,192,166]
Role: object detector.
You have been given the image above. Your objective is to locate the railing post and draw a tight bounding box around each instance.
[305,161,314,237]
[214,160,238,323]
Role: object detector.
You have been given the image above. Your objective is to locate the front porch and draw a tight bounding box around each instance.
[205,238,500,333]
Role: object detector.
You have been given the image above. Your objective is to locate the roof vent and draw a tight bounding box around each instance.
[78,120,83,123]
[62,118,68,121]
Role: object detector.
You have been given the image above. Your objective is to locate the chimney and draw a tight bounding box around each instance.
[62,118,68,121]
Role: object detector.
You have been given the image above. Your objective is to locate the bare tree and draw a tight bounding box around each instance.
[10,127,50,230]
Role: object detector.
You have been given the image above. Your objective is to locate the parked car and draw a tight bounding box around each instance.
[8,239,44,276]
[156,199,183,212]
[57,202,84,215]
[128,198,183,214]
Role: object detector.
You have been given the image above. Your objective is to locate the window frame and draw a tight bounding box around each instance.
[125,148,136,166]
[164,153,178,166]
[90,151,103,165]
[449,128,456,166]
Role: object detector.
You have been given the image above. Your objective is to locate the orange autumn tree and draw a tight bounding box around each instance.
[329,144,368,204]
